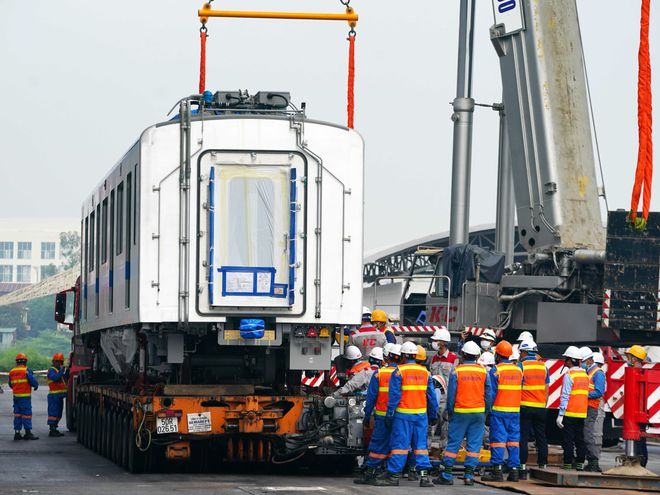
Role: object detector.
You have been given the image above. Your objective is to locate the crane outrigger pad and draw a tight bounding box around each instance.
[530,466,660,492]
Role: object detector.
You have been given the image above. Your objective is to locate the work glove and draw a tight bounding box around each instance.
[384,416,393,430]
[556,414,564,429]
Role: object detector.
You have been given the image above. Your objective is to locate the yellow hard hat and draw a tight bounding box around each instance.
[626,345,647,361]
[371,309,388,324]
[416,345,427,362]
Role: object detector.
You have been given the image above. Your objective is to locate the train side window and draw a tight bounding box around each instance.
[101,197,108,264]
[126,172,132,309]
[84,216,88,319]
[133,164,138,245]
[89,211,95,272]
[109,189,115,313]
[117,182,124,255]
[95,203,101,317]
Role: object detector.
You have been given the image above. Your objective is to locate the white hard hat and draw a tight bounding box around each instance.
[517,331,533,342]
[510,350,520,361]
[401,341,418,356]
[482,328,497,341]
[478,351,495,366]
[430,326,451,343]
[462,341,481,357]
[345,345,362,361]
[563,345,582,360]
[369,347,384,362]
[383,343,396,358]
[579,346,594,361]
[362,306,372,316]
[519,340,537,352]
[593,351,605,365]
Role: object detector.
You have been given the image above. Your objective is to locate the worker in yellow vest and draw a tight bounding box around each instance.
[556,346,589,470]
[8,353,39,440]
[580,347,606,472]
[47,353,69,437]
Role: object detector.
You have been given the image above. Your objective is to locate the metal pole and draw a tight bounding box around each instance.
[494,103,515,265]
[449,0,476,246]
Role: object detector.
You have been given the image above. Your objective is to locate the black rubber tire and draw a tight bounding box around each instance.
[75,403,82,444]
[100,407,107,457]
[83,404,90,448]
[95,407,103,454]
[119,413,129,469]
[112,411,120,464]
[127,418,144,474]
[66,394,75,432]
[91,406,99,453]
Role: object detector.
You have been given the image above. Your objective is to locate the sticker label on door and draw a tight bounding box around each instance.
[187,412,212,433]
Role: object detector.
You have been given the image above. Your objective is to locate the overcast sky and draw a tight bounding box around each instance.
[0,1,658,252]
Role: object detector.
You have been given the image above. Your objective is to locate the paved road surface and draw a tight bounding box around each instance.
[0,389,656,495]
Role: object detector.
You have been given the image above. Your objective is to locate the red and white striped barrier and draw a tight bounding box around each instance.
[465,327,504,338]
[301,366,340,388]
[390,325,442,334]
[602,290,610,328]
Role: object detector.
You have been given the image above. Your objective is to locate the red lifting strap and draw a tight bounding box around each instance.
[347,32,356,129]
[630,0,653,228]
[199,29,208,94]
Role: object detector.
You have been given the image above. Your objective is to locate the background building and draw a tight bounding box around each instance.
[0,218,79,294]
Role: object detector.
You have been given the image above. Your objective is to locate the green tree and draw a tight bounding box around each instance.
[60,231,80,270]
[41,263,58,280]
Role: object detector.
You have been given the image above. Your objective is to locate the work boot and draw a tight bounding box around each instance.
[49,426,64,437]
[519,464,528,480]
[406,469,419,482]
[354,467,377,485]
[575,462,584,471]
[13,431,22,441]
[464,467,475,486]
[22,430,39,440]
[507,468,520,482]
[432,466,453,485]
[538,464,547,470]
[418,470,433,487]
[481,465,504,482]
[562,463,572,470]
[584,460,601,472]
[370,472,400,486]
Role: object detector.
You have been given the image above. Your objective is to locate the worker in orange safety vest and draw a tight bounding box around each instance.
[47,353,69,437]
[8,353,39,440]
[556,346,589,470]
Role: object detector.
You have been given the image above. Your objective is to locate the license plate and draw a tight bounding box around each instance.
[156,416,179,434]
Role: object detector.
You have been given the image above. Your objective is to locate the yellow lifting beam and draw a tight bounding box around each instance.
[198,5,358,26]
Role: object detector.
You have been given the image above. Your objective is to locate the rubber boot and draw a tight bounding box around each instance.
[49,425,64,437]
[23,430,39,440]
[13,431,22,441]
[354,467,377,485]
[370,472,400,486]
[464,467,475,486]
[507,468,520,482]
[419,470,433,487]
[519,464,528,480]
[481,465,504,482]
[432,467,453,486]
[584,460,601,473]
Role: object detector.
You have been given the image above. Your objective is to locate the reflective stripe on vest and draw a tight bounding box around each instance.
[48,367,67,395]
[565,369,589,418]
[520,360,547,408]
[587,366,604,409]
[375,367,396,416]
[349,361,370,376]
[395,363,429,414]
[454,364,487,414]
[492,363,523,413]
[9,366,31,397]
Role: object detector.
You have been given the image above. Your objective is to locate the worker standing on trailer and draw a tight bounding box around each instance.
[625,345,649,467]
[556,346,589,470]
[372,341,437,487]
[334,347,383,397]
[344,345,370,377]
[434,341,492,486]
[8,353,39,440]
[46,353,69,437]
[482,340,523,482]
[349,309,396,358]
[580,347,606,472]
[355,343,401,485]
[518,339,549,479]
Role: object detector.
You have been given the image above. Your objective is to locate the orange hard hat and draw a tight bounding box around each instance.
[494,340,513,359]
[15,353,27,361]
[53,353,65,362]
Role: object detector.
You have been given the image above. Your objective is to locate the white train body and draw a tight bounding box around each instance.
[78,96,363,371]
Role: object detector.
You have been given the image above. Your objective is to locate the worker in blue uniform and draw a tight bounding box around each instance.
[372,341,438,487]
[434,340,493,486]
[8,353,40,440]
[47,353,69,437]
[353,343,401,485]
